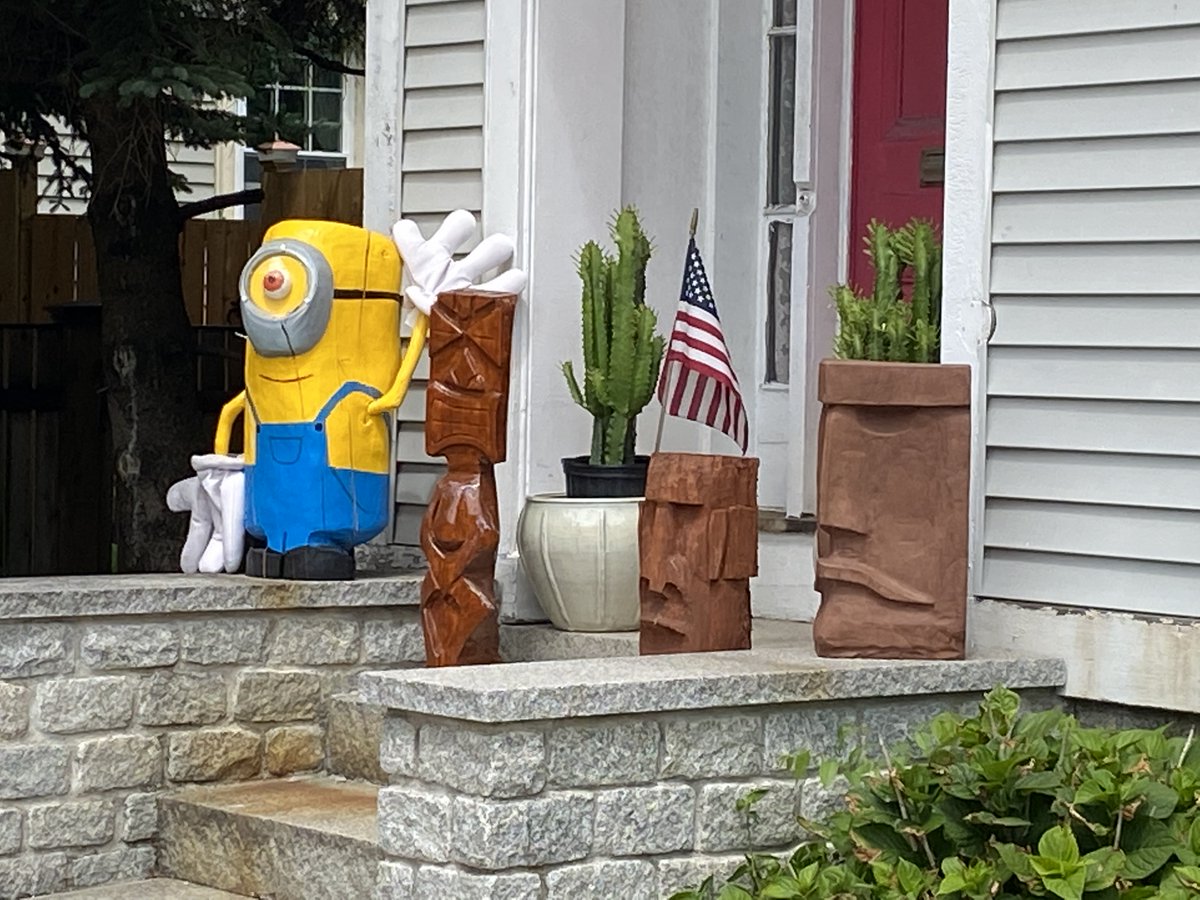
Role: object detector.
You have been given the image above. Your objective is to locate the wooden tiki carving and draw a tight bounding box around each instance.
[639,453,759,655]
[813,360,970,659]
[420,289,517,667]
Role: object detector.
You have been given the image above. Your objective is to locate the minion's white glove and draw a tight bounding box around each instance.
[391,209,527,324]
[166,454,245,574]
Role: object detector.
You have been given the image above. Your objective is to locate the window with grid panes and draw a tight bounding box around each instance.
[764,0,796,384]
[241,59,347,219]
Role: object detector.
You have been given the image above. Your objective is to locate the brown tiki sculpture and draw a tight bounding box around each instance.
[639,452,759,655]
[420,289,517,667]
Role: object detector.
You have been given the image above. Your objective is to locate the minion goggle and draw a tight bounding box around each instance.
[239,239,334,357]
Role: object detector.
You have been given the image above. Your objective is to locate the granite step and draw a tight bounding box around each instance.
[44,878,248,898]
[158,776,380,899]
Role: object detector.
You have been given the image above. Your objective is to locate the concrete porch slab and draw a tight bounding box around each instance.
[43,879,247,899]
[0,573,421,619]
[361,641,1067,723]
[499,619,813,661]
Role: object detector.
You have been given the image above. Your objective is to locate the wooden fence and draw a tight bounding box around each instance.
[0,167,364,326]
[0,164,367,574]
[0,317,245,577]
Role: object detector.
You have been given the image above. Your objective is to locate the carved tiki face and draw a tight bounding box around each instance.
[423,291,516,465]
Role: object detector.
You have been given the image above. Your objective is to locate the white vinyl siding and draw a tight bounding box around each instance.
[981,0,1200,616]
[35,136,217,216]
[392,0,486,545]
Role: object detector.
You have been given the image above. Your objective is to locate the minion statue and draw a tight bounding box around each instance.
[167,211,525,580]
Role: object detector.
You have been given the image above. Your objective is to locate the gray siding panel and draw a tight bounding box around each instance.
[982,551,1200,619]
[988,347,1200,402]
[997,0,1200,40]
[392,0,485,544]
[993,189,1200,243]
[984,7,1200,616]
[993,136,1200,193]
[991,244,1200,296]
[987,398,1200,456]
[986,499,1200,566]
[986,449,1200,512]
[991,297,1200,348]
[994,81,1200,142]
[996,27,1200,90]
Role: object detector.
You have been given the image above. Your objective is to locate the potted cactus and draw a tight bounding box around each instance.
[517,208,666,631]
[814,219,972,660]
[560,208,665,497]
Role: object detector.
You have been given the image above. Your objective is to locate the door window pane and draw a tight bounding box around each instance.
[774,0,797,27]
[768,33,796,207]
[766,221,792,384]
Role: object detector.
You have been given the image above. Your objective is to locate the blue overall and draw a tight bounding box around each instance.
[244,382,390,554]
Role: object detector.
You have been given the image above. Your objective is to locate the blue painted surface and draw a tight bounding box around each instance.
[245,382,389,553]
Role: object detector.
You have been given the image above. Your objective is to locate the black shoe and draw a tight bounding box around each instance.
[281,545,356,581]
[244,546,283,579]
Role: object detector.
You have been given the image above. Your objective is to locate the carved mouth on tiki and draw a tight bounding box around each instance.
[259,373,314,384]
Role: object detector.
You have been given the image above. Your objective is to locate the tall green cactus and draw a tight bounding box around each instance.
[831,218,942,363]
[562,208,666,465]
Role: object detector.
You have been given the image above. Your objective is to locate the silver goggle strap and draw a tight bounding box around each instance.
[239,239,335,357]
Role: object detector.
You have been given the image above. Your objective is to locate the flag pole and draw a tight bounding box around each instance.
[653,207,700,454]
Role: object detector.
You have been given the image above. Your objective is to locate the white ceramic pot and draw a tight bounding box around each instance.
[516,493,642,632]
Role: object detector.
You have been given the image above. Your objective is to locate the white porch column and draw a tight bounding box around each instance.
[490,0,629,620]
[941,0,996,601]
[362,0,405,233]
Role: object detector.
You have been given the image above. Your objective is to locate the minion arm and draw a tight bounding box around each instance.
[367,312,429,416]
[214,391,246,455]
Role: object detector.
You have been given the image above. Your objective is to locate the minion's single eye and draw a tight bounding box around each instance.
[262,268,290,299]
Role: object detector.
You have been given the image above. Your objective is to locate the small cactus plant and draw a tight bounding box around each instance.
[562,207,666,466]
[831,219,942,363]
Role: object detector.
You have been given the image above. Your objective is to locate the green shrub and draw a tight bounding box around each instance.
[832,219,941,363]
[673,688,1200,900]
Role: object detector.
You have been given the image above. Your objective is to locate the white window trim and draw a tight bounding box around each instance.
[757,0,855,516]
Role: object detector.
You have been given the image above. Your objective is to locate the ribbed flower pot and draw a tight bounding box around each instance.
[517,493,641,632]
[813,359,971,660]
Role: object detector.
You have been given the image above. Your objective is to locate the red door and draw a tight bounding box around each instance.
[848,0,949,292]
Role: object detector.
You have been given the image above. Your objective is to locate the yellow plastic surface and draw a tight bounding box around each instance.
[227,220,414,473]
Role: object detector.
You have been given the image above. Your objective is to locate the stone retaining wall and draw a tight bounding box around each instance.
[362,651,1067,900]
[0,576,422,897]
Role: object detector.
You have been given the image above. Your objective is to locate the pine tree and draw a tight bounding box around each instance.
[0,1,365,571]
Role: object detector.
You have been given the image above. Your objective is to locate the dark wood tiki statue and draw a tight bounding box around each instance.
[639,452,759,654]
[420,289,517,667]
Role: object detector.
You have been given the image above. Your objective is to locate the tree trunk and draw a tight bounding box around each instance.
[85,97,205,572]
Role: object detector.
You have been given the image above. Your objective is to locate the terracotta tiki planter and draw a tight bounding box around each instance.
[813,359,971,660]
[639,452,758,655]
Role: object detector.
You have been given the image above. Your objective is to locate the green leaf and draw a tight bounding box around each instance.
[1137,780,1181,819]
[995,842,1035,880]
[1015,771,1063,792]
[1042,869,1086,900]
[1121,816,1178,880]
[716,885,754,900]
[964,812,1032,827]
[1038,824,1081,867]
[819,759,839,787]
[1082,848,1125,891]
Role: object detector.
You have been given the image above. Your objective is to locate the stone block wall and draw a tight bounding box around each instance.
[0,604,422,897]
[374,689,1061,900]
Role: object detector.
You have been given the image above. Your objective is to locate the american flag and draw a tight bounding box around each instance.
[657,237,748,453]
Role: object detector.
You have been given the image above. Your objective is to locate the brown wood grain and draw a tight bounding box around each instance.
[639,452,759,655]
[420,290,517,667]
